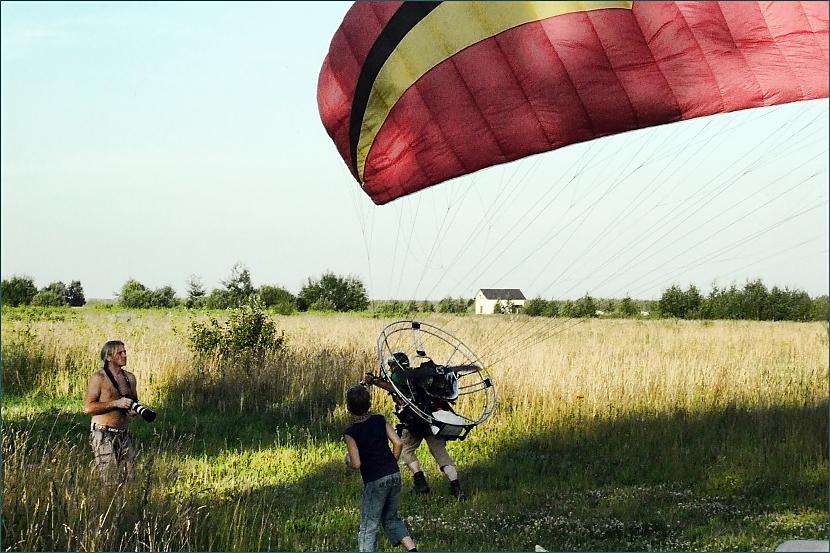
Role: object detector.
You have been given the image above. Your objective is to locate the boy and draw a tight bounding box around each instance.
[343,384,417,553]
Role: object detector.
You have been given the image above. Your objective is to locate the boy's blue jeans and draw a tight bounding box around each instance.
[358,471,409,552]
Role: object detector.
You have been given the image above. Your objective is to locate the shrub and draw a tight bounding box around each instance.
[41,282,68,303]
[2,276,38,306]
[118,280,178,308]
[188,297,285,357]
[619,296,637,317]
[259,285,296,315]
[149,286,178,308]
[576,294,597,318]
[376,300,403,316]
[298,272,368,312]
[204,289,232,310]
[119,279,151,308]
[31,290,66,307]
[437,297,469,314]
[811,295,828,321]
[523,297,545,317]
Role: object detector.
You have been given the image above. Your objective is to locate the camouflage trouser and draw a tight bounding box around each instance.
[90,427,136,483]
[400,429,454,468]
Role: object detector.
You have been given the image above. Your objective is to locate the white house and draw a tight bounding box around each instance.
[475,289,526,314]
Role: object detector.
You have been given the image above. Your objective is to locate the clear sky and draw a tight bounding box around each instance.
[2,2,828,301]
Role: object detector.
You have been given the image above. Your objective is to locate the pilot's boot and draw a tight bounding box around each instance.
[412,471,431,494]
[450,479,467,501]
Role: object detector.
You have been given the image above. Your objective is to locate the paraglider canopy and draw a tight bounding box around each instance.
[318,2,828,205]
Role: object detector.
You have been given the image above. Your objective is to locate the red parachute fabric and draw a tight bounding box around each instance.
[318,2,829,205]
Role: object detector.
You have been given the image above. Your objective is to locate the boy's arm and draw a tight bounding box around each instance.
[385,422,403,460]
[343,434,361,470]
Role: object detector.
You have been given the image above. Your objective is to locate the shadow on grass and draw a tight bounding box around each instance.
[455,401,828,550]
[465,401,828,493]
[5,397,827,551]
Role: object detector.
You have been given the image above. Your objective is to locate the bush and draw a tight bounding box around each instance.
[188,297,285,357]
[2,276,38,306]
[298,272,368,312]
[558,294,597,318]
[118,280,178,308]
[437,297,470,314]
[619,296,637,317]
[41,282,68,303]
[524,297,546,317]
[119,280,151,308]
[376,300,404,316]
[149,286,178,308]
[31,290,66,307]
[203,289,232,310]
[811,295,828,321]
[259,285,296,315]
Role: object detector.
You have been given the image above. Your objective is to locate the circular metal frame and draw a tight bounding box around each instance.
[376,320,496,431]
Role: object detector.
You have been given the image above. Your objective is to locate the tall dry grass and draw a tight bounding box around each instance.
[3,309,826,445]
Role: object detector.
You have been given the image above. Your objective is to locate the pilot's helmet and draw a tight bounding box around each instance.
[387,351,410,370]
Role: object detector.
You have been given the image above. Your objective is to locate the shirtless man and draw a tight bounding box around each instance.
[83,340,139,482]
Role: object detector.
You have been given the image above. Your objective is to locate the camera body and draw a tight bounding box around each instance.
[129,401,157,422]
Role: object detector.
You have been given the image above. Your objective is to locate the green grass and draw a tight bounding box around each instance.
[2,308,827,551]
[4,393,826,551]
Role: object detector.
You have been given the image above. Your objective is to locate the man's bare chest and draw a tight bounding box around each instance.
[100,372,132,401]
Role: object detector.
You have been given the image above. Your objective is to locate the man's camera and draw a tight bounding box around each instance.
[129,401,157,422]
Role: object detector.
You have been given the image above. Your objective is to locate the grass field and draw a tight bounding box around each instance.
[2,306,827,551]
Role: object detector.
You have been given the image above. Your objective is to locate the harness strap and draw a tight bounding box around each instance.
[102,365,137,402]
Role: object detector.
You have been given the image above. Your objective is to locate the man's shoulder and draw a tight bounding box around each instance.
[89,369,106,382]
[123,370,137,381]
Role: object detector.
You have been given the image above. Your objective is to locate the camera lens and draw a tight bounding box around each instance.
[131,401,157,422]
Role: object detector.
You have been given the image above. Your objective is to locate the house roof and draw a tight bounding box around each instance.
[478,289,526,300]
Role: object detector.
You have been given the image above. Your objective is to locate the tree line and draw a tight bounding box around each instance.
[517,280,826,322]
[119,264,370,314]
[657,280,827,321]
[1,277,86,307]
[2,269,826,322]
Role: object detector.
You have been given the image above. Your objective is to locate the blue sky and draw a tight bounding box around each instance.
[2,2,828,300]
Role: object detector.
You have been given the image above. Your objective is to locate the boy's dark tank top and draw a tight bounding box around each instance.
[344,414,399,484]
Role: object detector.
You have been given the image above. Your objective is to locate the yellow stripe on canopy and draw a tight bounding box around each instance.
[357,1,633,182]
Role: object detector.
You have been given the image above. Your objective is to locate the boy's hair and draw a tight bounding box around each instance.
[346,384,371,415]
